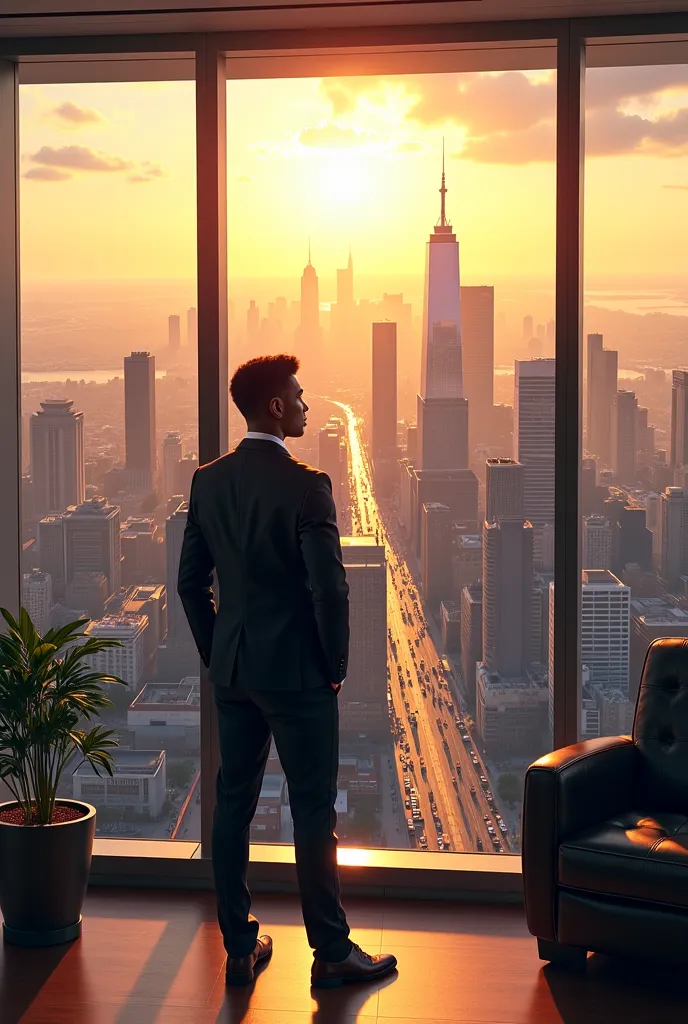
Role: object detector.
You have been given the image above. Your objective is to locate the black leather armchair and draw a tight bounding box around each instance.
[523,637,688,968]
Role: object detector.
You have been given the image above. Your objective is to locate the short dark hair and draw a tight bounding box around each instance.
[230,354,300,419]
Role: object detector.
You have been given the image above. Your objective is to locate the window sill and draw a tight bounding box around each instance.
[90,839,523,902]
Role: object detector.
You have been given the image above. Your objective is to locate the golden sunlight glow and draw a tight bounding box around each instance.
[318,152,368,207]
[336,846,373,866]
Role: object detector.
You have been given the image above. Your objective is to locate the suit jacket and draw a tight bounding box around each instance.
[177,437,349,689]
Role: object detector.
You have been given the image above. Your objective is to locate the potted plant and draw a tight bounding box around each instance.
[0,608,126,947]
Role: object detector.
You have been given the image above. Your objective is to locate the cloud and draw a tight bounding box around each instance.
[127,174,151,183]
[319,69,688,164]
[51,101,104,125]
[298,122,378,149]
[663,183,688,190]
[141,160,168,178]
[30,145,134,172]
[23,166,71,182]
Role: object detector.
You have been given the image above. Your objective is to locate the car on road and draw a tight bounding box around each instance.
[483,814,491,823]
[418,834,428,849]
[407,819,415,833]
[419,757,426,769]
[470,786,477,799]
[405,798,411,809]
[454,762,462,776]
[479,775,489,789]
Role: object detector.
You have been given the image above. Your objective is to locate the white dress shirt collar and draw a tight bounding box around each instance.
[245,431,289,452]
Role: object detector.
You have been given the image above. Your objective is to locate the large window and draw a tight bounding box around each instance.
[226,55,557,855]
[580,50,688,741]
[18,74,201,842]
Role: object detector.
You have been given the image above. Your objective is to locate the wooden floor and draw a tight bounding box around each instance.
[1,888,685,1023]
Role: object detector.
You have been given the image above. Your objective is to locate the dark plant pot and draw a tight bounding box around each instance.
[0,799,96,947]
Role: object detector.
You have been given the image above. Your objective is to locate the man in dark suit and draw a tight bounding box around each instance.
[178,354,396,989]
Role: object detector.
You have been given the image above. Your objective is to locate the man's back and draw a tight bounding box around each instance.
[177,437,349,690]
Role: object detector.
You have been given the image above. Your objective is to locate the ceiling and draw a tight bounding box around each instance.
[1,0,688,39]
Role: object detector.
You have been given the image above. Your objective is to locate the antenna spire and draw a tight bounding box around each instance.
[439,137,448,228]
[308,237,312,266]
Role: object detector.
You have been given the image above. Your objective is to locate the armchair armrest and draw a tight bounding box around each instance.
[522,735,636,941]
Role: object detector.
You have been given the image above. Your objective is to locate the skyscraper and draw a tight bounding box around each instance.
[319,419,347,521]
[583,515,612,569]
[372,321,397,459]
[586,334,618,465]
[338,537,387,732]
[514,359,555,528]
[295,242,321,355]
[63,497,121,597]
[482,518,534,678]
[460,285,494,443]
[165,501,194,644]
[660,486,688,586]
[670,369,688,475]
[186,307,197,350]
[461,581,482,710]
[168,314,181,353]
[421,502,453,607]
[162,432,183,501]
[485,458,524,522]
[30,399,85,518]
[124,351,157,490]
[417,151,467,471]
[337,248,354,309]
[38,515,65,597]
[580,570,630,694]
[22,569,52,635]
[611,390,638,483]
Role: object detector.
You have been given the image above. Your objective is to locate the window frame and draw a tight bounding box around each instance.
[2,9,687,895]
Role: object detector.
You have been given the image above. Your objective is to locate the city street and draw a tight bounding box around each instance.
[333,400,511,856]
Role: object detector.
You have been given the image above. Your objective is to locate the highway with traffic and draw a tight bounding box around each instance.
[332,400,511,856]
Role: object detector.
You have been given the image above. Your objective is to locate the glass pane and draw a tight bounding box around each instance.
[227,58,557,855]
[580,56,688,739]
[18,76,200,839]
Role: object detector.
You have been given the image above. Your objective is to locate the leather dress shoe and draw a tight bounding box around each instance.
[226,934,273,986]
[311,942,397,988]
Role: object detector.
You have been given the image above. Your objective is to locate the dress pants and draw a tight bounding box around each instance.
[212,681,352,962]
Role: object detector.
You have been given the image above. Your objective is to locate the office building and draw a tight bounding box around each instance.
[583,515,612,569]
[162,432,183,501]
[168,314,181,353]
[63,497,121,597]
[65,571,109,620]
[421,502,453,607]
[636,407,654,468]
[106,582,168,679]
[38,514,66,597]
[611,390,638,483]
[72,749,166,820]
[630,597,688,702]
[617,505,653,571]
[318,419,347,519]
[460,285,494,444]
[514,359,555,528]
[440,600,461,653]
[124,352,157,490]
[30,399,85,518]
[660,486,688,586]
[586,334,618,465]
[461,582,482,710]
[670,369,688,474]
[128,676,200,754]
[406,423,418,463]
[186,306,197,350]
[165,501,194,645]
[174,453,198,501]
[485,458,524,522]
[339,538,387,732]
[482,518,534,678]
[294,244,321,356]
[580,570,630,694]
[452,532,482,598]
[120,517,161,586]
[596,687,635,737]
[476,664,548,757]
[22,569,52,635]
[410,468,478,557]
[85,614,148,693]
[372,321,398,459]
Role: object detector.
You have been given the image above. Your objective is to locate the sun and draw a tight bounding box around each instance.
[319,152,367,207]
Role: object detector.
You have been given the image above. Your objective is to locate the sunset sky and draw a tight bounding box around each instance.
[17,64,688,287]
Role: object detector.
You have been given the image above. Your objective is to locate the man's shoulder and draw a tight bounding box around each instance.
[195,448,327,486]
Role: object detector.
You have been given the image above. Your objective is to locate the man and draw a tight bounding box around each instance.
[178,353,396,989]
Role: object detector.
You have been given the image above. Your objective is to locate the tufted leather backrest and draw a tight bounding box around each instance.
[633,637,688,812]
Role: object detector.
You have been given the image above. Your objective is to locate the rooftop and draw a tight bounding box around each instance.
[73,749,164,775]
[86,614,148,637]
[582,569,626,587]
[131,677,200,708]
